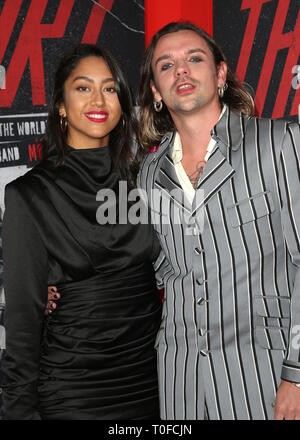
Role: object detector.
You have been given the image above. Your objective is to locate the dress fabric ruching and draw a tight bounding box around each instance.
[2,145,162,420]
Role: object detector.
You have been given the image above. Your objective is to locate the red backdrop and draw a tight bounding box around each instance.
[144,0,299,121]
[144,0,213,45]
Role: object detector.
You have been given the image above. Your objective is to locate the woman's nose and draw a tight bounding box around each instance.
[91,89,104,106]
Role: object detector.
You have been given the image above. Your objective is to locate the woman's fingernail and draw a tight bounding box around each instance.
[53,294,59,299]
[50,288,56,292]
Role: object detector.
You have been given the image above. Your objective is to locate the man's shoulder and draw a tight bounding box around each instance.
[138,133,174,187]
[243,115,298,145]
[247,114,296,130]
[238,116,300,161]
[141,133,174,165]
[142,148,158,164]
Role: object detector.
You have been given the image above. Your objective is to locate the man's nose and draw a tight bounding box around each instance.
[175,60,190,77]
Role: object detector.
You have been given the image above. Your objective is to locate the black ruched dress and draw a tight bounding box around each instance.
[2,145,162,420]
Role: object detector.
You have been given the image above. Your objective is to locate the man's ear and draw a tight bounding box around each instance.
[217,62,228,88]
[150,79,162,103]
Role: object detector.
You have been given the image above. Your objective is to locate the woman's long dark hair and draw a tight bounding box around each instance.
[42,44,140,188]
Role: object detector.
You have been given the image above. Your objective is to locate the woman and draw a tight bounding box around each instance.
[2,44,161,420]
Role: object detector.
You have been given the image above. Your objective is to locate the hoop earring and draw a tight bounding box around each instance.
[60,115,68,133]
[153,100,163,112]
[218,82,228,98]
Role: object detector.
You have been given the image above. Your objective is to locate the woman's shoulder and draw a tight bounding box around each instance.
[5,161,57,204]
[4,175,33,216]
[5,170,32,194]
[10,160,56,186]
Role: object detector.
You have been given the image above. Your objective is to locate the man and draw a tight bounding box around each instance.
[137,21,300,420]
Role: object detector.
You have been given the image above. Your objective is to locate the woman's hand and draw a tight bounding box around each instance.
[46,286,60,315]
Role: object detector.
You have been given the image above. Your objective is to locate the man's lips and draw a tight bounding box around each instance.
[176,82,196,95]
[85,111,108,122]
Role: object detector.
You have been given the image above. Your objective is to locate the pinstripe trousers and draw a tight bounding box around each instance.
[137,108,300,420]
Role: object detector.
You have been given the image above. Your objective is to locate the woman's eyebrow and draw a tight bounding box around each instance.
[71,76,114,84]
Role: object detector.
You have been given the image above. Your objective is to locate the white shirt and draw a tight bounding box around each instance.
[172,105,227,204]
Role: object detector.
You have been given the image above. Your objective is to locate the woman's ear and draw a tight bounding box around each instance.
[59,103,67,118]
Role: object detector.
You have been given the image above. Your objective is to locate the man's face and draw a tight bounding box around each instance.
[150,30,227,118]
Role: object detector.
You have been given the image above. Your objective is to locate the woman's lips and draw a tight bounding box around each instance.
[85,111,109,122]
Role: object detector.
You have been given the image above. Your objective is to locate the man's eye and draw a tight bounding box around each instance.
[161,63,173,71]
[77,86,89,91]
[190,56,202,63]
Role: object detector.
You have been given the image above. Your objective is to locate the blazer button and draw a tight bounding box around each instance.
[199,349,209,356]
[196,278,207,285]
[199,328,207,336]
[197,297,208,305]
[185,224,198,235]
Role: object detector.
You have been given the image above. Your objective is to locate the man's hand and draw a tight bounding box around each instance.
[45,286,60,315]
[274,380,300,420]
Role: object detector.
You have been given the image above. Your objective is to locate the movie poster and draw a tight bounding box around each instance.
[214,0,299,123]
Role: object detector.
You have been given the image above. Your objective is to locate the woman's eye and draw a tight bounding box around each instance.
[104,87,116,93]
[77,86,89,91]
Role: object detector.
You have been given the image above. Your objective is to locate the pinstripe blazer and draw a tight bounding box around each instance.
[137,107,300,420]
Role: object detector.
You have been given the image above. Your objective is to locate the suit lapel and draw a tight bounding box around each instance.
[192,108,250,216]
[192,147,235,216]
[157,152,182,194]
[155,136,192,213]
[151,108,251,220]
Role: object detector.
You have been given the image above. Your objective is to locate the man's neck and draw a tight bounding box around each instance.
[172,102,222,157]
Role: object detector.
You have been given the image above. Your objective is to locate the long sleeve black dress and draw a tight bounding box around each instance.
[2,145,162,420]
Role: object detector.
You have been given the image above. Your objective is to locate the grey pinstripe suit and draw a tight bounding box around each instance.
[137,107,300,420]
